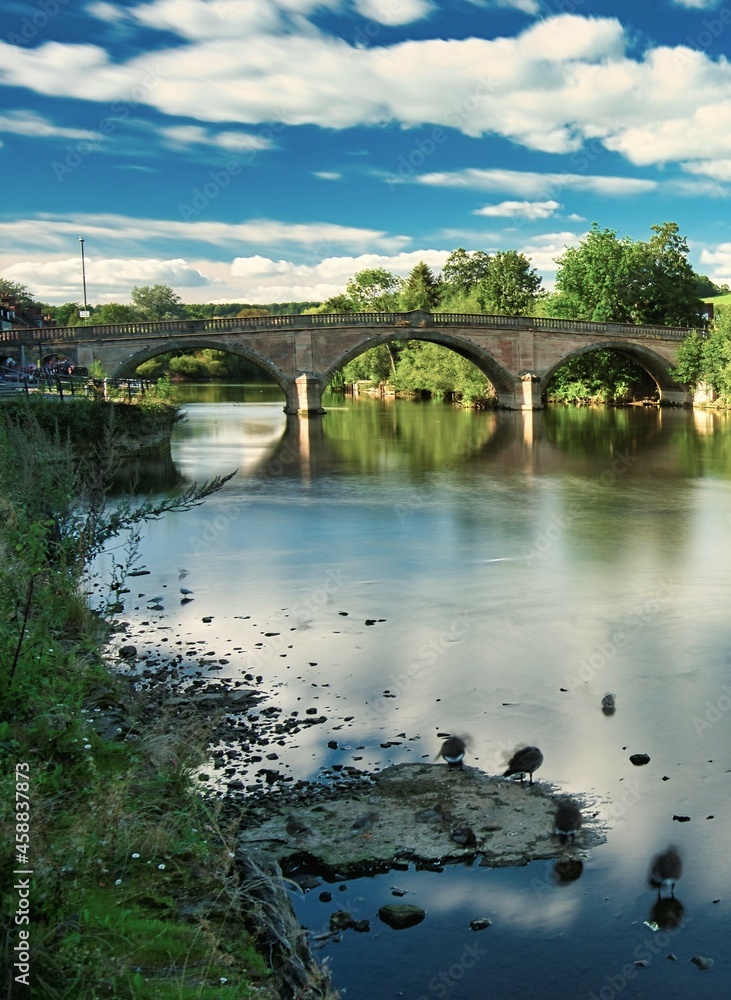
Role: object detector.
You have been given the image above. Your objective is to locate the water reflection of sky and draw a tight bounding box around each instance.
[105,393,731,999]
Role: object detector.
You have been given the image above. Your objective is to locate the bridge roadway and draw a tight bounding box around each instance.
[0,309,694,412]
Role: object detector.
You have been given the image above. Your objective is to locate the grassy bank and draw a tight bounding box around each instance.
[0,404,278,999]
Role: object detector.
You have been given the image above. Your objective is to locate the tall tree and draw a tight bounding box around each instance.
[400,262,441,311]
[130,284,186,321]
[442,249,492,295]
[548,224,631,322]
[346,268,401,311]
[624,222,703,327]
[479,250,543,315]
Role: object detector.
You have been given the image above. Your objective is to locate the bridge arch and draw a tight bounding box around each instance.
[540,340,690,404]
[321,328,517,402]
[111,338,294,407]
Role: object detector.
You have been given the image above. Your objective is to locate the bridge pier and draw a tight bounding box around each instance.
[287,373,326,415]
[513,372,543,410]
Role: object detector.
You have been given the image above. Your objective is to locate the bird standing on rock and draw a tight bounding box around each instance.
[503,746,543,785]
[554,800,582,845]
[649,846,682,897]
[437,735,467,770]
[285,814,312,840]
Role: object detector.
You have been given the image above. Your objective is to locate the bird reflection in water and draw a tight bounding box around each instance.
[553,858,584,883]
[650,895,685,930]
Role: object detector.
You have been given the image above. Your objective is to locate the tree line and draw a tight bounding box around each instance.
[3,220,730,403]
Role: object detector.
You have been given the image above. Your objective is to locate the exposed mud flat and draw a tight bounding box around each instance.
[237,762,605,875]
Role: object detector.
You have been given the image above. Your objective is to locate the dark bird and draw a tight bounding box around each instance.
[180,587,194,595]
[437,735,467,770]
[285,814,312,840]
[451,825,477,848]
[554,799,582,845]
[602,693,616,716]
[649,846,682,897]
[503,745,543,785]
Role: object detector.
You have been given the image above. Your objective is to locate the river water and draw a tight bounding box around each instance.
[114,384,731,999]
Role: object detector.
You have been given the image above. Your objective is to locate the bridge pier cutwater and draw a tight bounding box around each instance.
[3,311,695,411]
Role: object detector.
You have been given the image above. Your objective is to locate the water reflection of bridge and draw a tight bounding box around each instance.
[2,310,694,412]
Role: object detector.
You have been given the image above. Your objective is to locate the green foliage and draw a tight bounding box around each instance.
[346,268,401,311]
[0,408,271,998]
[399,261,442,311]
[671,331,706,389]
[136,349,268,382]
[340,344,398,383]
[86,302,143,325]
[130,284,186,321]
[548,221,704,326]
[442,249,492,295]
[478,250,543,315]
[0,278,34,305]
[545,349,656,404]
[391,341,494,404]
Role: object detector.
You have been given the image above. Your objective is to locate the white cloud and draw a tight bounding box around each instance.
[0,255,212,303]
[671,1,721,8]
[699,243,731,284]
[682,158,731,182]
[314,171,342,179]
[415,168,656,198]
[354,0,434,26]
[473,199,561,219]
[0,213,408,255]
[0,110,99,141]
[5,9,731,176]
[160,124,274,152]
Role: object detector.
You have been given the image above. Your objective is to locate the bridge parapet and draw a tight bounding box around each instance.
[1,311,700,345]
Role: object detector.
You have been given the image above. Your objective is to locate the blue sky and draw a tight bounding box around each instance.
[2,0,731,305]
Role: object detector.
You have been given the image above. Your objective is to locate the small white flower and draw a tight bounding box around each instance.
[84,744,92,750]
[131,852,140,859]
[115,879,122,885]
[158,864,166,870]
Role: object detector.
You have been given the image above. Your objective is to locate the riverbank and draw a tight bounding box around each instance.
[0,406,337,999]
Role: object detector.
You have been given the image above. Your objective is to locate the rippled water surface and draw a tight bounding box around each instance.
[113,386,731,999]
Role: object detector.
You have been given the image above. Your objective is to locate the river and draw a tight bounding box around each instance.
[112,384,731,999]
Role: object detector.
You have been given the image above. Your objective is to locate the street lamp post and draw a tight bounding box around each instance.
[79,237,90,319]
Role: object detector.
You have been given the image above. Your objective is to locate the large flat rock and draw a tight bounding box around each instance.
[237,763,604,875]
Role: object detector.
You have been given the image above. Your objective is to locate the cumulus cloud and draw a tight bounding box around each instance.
[4,9,731,171]
[160,124,274,152]
[473,200,561,219]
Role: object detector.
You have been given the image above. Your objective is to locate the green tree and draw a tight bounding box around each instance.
[479,250,543,315]
[0,279,34,306]
[442,249,492,295]
[624,222,703,327]
[671,331,706,390]
[545,349,655,403]
[391,341,493,404]
[346,268,401,311]
[314,293,358,314]
[547,224,631,322]
[130,284,186,321]
[86,303,143,325]
[400,261,442,311]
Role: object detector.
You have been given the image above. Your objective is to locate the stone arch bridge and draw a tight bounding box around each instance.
[2,310,694,412]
